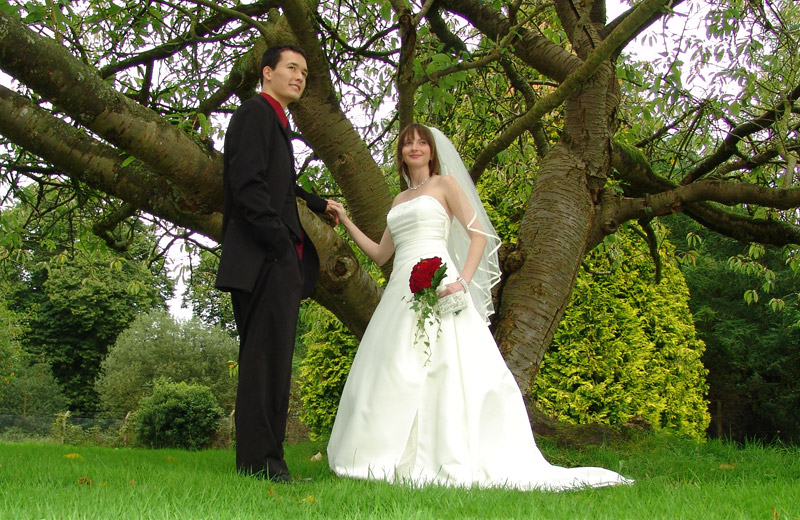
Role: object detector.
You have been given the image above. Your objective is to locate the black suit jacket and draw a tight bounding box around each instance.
[215,94,327,298]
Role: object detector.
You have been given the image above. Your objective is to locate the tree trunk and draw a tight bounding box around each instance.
[497,62,616,390]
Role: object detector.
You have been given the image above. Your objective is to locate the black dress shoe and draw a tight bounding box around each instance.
[269,473,312,484]
[269,472,292,483]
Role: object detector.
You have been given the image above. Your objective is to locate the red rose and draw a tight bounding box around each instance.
[406,257,449,364]
[409,256,443,294]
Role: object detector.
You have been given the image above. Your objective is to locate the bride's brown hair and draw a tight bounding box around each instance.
[396,124,440,183]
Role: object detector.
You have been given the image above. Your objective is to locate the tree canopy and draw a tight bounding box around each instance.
[1,0,799,390]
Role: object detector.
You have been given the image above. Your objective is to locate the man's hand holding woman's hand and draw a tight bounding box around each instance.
[325,199,342,226]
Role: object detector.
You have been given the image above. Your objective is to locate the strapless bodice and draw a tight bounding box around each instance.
[387,195,451,268]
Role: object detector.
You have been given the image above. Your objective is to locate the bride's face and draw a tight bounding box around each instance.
[401,131,431,171]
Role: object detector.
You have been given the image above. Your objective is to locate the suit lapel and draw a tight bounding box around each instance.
[279,120,297,181]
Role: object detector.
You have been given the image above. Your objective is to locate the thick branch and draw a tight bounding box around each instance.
[636,180,800,214]
[602,0,687,53]
[611,142,800,246]
[438,0,580,84]
[282,0,394,244]
[469,0,673,180]
[0,84,221,238]
[426,5,468,53]
[0,10,221,210]
[300,203,381,339]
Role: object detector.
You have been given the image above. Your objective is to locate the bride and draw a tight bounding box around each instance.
[326,124,633,491]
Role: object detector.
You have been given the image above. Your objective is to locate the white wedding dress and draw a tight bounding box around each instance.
[327,195,633,491]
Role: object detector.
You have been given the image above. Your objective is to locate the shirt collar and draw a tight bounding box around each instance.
[260,92,288,128]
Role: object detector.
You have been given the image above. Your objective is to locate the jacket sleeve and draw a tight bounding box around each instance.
[295,186,328,213]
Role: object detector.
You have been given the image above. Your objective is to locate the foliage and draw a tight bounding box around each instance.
[1,190,171,413]
[132,379,223,450]
[667,214,800,443]
[14,254,165,413]
[297,304,359,440]
[532,226,710,439]
[616,1,800,200]
[179,248,236,337]
[96,310,238,417]
[0,354,68,416]
[0,282,24,399]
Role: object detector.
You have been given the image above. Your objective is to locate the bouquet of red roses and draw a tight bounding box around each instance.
[407,256,448,362]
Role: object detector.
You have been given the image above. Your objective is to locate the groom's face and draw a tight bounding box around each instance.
[261,50,308,107]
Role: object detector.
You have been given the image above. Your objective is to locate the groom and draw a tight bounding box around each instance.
[215,45,336,481]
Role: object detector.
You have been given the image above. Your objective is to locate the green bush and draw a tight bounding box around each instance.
[0,355,69,415]
[133,379,223,450]
[297,304,359,440]
[49,412,126,447]
[0,291,25,403]
[96,310,237,416]
[532,227,710,439]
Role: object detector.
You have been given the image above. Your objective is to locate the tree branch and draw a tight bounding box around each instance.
[426,4,468,53]
[0,84,222,239]
[611,141,800,246]
[92,202,138,251]
[438,0,581,84]
[469,0,674,180]
[680,81,800,185]
[98,2,278,78]
[603,0,688,53]
[0,10,222,210]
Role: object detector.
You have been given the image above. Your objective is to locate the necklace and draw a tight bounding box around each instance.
[409,175,431,190]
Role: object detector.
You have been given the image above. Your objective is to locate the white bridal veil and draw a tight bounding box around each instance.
[427,126,502,324]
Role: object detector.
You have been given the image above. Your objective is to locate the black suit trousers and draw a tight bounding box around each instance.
[230,249,302,478]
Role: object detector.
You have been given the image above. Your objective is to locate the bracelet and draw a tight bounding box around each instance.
[456,276,469,293]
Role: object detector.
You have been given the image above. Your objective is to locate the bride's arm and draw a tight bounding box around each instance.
[440,176,487,295]
[328,200,395,266]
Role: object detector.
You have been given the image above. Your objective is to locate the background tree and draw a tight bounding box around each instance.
[96,310,238,417]
[2,189,170,413]
[0,353,69,417]
[1,0,798,406]
[0,280,25,402]
[667,214,800,442]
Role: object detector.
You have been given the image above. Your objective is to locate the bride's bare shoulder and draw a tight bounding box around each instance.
[392,191,412,207]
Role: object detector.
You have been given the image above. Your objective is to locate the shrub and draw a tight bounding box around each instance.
[532,228,710,439]
[49,411,126,447]
[133,379,223,450]
[297,304,359,440]
[96,310,237,416]
[0,355,69,416]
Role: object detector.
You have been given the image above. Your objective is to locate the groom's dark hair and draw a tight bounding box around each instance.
[397,124,440,183]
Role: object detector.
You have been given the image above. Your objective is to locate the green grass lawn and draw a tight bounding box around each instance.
[1,435,798,519]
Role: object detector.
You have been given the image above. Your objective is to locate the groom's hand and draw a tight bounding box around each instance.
[324,200,340,226]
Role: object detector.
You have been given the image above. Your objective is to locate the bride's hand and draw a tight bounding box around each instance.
[327,200,349,224]
[438,281,465,298]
